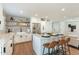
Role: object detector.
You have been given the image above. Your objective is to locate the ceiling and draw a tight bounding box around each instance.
[2,3,79,20]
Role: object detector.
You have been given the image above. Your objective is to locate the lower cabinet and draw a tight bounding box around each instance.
[0,46,2,55]
[5,40,13,55]
[14,33,32,44]
[33,35,42,55]
[69,38,79,48]
[33,35,51,55]
[1,39,13,55]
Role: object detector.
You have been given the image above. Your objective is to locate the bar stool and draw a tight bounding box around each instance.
[58,37,71,55]
[43,41,57,55]
[58,37,66,55]
[65,37,71,55]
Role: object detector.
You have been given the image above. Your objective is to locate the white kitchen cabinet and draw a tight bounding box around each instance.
[14,32,32,44]
[0,33,14,55]
[33,35,42,55]
[32,34,51,55]
[68,36,79,48]
[0,44,2,55]
[32,34,63,55]
[1,38,13,55]
[0,39,13,55]
[3,39,13,55]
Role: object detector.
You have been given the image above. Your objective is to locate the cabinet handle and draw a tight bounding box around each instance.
[3,47,6,53]
[20,35,22,38]
[10,43,12,47]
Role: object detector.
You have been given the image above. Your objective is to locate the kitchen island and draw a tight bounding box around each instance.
[32,34,63,55]
[14,32,32,44]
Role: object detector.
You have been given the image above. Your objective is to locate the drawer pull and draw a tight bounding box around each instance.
[10,43,12,47]
[20,35,22,38]
[3,47,6,53]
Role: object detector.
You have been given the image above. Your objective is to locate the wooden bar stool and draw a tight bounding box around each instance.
[65,37,71,55]
[58,37,66,55]
[58,37,71,55]
[43,41,57,55]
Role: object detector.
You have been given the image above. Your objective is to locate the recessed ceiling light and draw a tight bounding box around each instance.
[45,16,48,18]
[61,8,65,11]
[64,16,66,18]
[34,14,38,16]
[20,10,23,14]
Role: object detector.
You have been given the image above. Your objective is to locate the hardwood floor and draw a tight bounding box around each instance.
[13,41,79,55]
[69,47,79,55]
[13,41,33,55]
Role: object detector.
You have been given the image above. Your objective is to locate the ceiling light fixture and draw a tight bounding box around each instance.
[45,16,48,18]
[64,16,67,18]
[34,14,38,16]
[20,10,23,14]
[61,8,65,11]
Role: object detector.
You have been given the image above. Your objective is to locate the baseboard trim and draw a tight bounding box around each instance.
[14,40,32,45]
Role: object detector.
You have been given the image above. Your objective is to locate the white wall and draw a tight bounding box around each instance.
[53,19,79,36]
[0,4,3,17]
[65,19,79,36]
[59,21,66,34]
[0,17,6,32]
[44,20,53,33]
[52,21,61,34]
[0,4,6,32]
[31,17,79,36]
